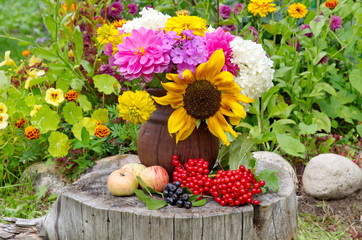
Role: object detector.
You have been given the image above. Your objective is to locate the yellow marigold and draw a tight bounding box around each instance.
[96,24,120,45]
[22,50,31,57]
[164,15,207,36]
[248,0,277,17]
[94,125,110,138]
[288,3,308,19]
[65,90,79,102]
[45,88,65,106]
[30,105,42,117]
[112,19,127,28]
[15,118,26,128]
[25,126,40,140]
[117,90,156,124]
[61,3,76,12]
[0,102,7,114]
[108,32,130,55]
[324,0,338,10]
[176,10,190,16]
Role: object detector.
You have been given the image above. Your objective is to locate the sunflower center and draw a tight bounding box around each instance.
[183,80,221,119]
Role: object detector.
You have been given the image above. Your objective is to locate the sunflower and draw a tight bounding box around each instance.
[288,3,308,19]
[153,49,254,146]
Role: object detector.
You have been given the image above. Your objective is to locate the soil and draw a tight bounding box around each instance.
[296,150,362,240]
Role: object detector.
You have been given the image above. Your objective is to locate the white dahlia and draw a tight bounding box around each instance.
[230,37,274,99]
[121,7,171,33]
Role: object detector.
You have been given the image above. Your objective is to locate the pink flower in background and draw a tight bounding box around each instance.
[233,3,244,14]
[300,24,313,38]
[113,27,170,82]
[219,5,232,19]
[205,27,239,76]
[330,15,343,31]
[108,2,124,18]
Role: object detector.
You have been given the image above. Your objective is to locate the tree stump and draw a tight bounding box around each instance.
[42,152,297,240]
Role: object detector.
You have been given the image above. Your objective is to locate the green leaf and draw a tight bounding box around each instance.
[134,189,151,202]
[70,78,84,91]
[32,47,59,62]
[48,131,69,157]
[298,122,319,135]
[63,102,83,125]
[31,105,60,133]
[91,108,109,124]
[93,74,121,95]
[349,69,362,94]
[77,95,92,111]
[312,110,331,133]
[136,176,148,190]
[145,198,168,210]
[276,134,305,158]
[44,15,57,40]
[72,117,97,140]
[0,70,10,99]
[357,125,362,137]
[309,17,326,38]
[73,26,84,64]
[81,127,90,146]
[229,134,257,170]
[257,169,279,192]
[192,199,207,207]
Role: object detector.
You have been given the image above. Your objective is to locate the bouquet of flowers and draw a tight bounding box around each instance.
[97,7,275,146]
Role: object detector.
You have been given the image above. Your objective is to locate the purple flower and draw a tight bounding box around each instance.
[330,15,343,31]
[127,3,138,15]
[108,2,124,18]
[221,24,236,32]
[205,27,239,76]
[113,27,170,82]
[318,56,328,64]
[171,48,185,64]
[300,24,313,38]
[98,64,123,82]
[233,3,244,14]
[219,5,232,19]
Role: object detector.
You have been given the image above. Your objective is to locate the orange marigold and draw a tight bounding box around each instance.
[324,0,338,9]
[65,90,79,102]
[22,50,31,57]
[94,125,110,138]
[25,126,40,140]
[15,118,26,128]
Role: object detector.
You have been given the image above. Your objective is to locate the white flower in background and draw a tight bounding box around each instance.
[121,7,170,33]
[230,37,274,99]
[0,102,7,114]
[30,105,42,117]
[0,113,9,129]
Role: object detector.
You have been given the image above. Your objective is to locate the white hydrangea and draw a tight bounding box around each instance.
[121,7,171,33]
[230,37,274,99]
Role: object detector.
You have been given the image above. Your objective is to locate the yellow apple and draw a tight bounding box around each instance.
[107,169,138,196]
[119,163,146,177]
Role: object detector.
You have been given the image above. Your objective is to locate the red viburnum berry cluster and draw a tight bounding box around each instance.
[209,166,265,206]
[171,155,265,207]
[172,155,212,196]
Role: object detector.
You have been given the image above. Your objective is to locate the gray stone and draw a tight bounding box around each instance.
[253,151,298,188]
[24,162,66,194]
[302,153,362,200]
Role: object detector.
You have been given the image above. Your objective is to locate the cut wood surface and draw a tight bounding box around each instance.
[42,152,297,240]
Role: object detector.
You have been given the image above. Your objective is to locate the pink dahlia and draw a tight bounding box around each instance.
[113,27,170,82]
[205,27,239,76]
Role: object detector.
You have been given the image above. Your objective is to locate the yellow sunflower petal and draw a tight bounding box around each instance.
[166,73,187,85]
[208,113,230,146]
[181,70,196,84]
[161,82,186,94]
[176,115,196,142]
[215,111,238,138]
[221,96,247,118]
[168,107,188,134]
[219,107,241,126]
[195,49,225,81]
[229,116,241,125]
[211,71,235,85]
[153,93,183,106]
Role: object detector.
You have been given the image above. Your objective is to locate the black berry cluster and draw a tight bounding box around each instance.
[163,181,192,209]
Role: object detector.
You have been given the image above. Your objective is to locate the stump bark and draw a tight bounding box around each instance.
[42,153,298,240]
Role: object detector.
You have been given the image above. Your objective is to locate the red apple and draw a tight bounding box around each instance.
[107,169,138,196]
[139,166,170,192]
[119,163,146,177]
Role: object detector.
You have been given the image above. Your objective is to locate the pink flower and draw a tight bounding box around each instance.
[330,15,343,31]
[219,5,232,19]
[113,27,170,82]
[205,27,239,76]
